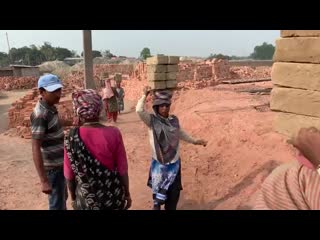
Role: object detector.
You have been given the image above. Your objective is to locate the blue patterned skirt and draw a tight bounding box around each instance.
[147,159,182,204]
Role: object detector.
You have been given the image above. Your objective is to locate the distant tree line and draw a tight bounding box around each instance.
[139,42,275,62]
[0,42,76,66]
[0,42,275,67]
[249,42,275,60]
[0,42,117,67]
[207,42,275,60]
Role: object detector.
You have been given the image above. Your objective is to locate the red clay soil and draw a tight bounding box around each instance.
[0,81,296,210]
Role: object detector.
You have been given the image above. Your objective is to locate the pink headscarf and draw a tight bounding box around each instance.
[72,89,103,120]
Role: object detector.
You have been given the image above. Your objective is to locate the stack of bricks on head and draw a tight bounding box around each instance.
[271,30,320,138]
[114,73,122,83]
[146,55,180,90]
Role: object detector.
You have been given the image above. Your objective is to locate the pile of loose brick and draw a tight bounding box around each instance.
[0,77,38,91]
[8,85,75,139]
[127,58,272,92]
[177,78,218,90]
[211,58,232,80]
[271,30,320,137]
[129,58,234,91]
[63,64,134,89]
[64,71,85,88]
[176,63,195,82]
[131,58,270,86]
[230,66,271,80]
[177,59,232,83]
[131,62,147,82]
[146,55,179,90]
[94,64,134,76]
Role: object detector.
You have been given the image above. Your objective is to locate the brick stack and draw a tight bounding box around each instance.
[230,66,271,80]
[8,88,39,139]
[211,59,231,80]
[93,64,134,76]
[271,30,320,137]
[194,64,213,80]
[114,73,122,83]
[0,77,38,91]
[146,55,180,90]
[176,63,196,82]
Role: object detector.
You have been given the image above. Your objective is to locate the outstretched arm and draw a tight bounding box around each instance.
[179,128,207,146]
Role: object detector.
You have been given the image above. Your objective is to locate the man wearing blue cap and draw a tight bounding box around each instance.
[30,74,66,210]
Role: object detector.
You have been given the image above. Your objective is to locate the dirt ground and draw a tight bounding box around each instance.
[0,83,297,210]
[0,90,30,134]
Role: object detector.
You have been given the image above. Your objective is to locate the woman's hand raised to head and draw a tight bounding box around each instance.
[143,86,152,96]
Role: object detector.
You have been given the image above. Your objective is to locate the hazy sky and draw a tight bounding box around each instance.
[0,30,280,57]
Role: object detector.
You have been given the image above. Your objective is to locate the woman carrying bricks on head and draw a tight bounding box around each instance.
[115,77,125,114]
[101,74,119,123]
[64,89,131,210]
[100,72,110,119]
[136,86,208,210]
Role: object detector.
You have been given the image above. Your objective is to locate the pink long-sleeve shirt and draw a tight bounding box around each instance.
[64,126,128,180]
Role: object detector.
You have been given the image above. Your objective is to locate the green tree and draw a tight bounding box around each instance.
[101,50,115,59]
[92,50,102,58]
[40,42,57,61]
[55,47,73,60]
[140,48,151,60]
[27,45,45,65]
[6,43,79,66]
[9,45,45,65]
[0,52,9,67]
[207,53,230,60]
[81,50,102,58]
[250,42,275,60]
[10,47,30,64]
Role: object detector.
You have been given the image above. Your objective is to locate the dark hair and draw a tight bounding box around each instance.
[39,87,46,93]
[153,105,159,114]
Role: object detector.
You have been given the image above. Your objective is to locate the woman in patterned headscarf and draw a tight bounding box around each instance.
[64,89,131,210]
[136,86,208,210]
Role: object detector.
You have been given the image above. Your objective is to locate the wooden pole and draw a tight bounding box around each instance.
[82,30,96,89]
[6,32,12,64]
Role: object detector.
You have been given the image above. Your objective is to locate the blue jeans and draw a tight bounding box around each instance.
[46,168,67,210]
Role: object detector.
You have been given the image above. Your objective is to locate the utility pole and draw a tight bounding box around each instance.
[82,30,96,89]
[6,32,12,64]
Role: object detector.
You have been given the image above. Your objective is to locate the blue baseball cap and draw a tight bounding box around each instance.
[38,74,63,92]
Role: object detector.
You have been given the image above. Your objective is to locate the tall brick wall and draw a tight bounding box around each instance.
[271,30,320,137]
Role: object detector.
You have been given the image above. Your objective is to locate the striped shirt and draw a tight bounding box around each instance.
[253,162,320,210]
[30,100,64,169]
